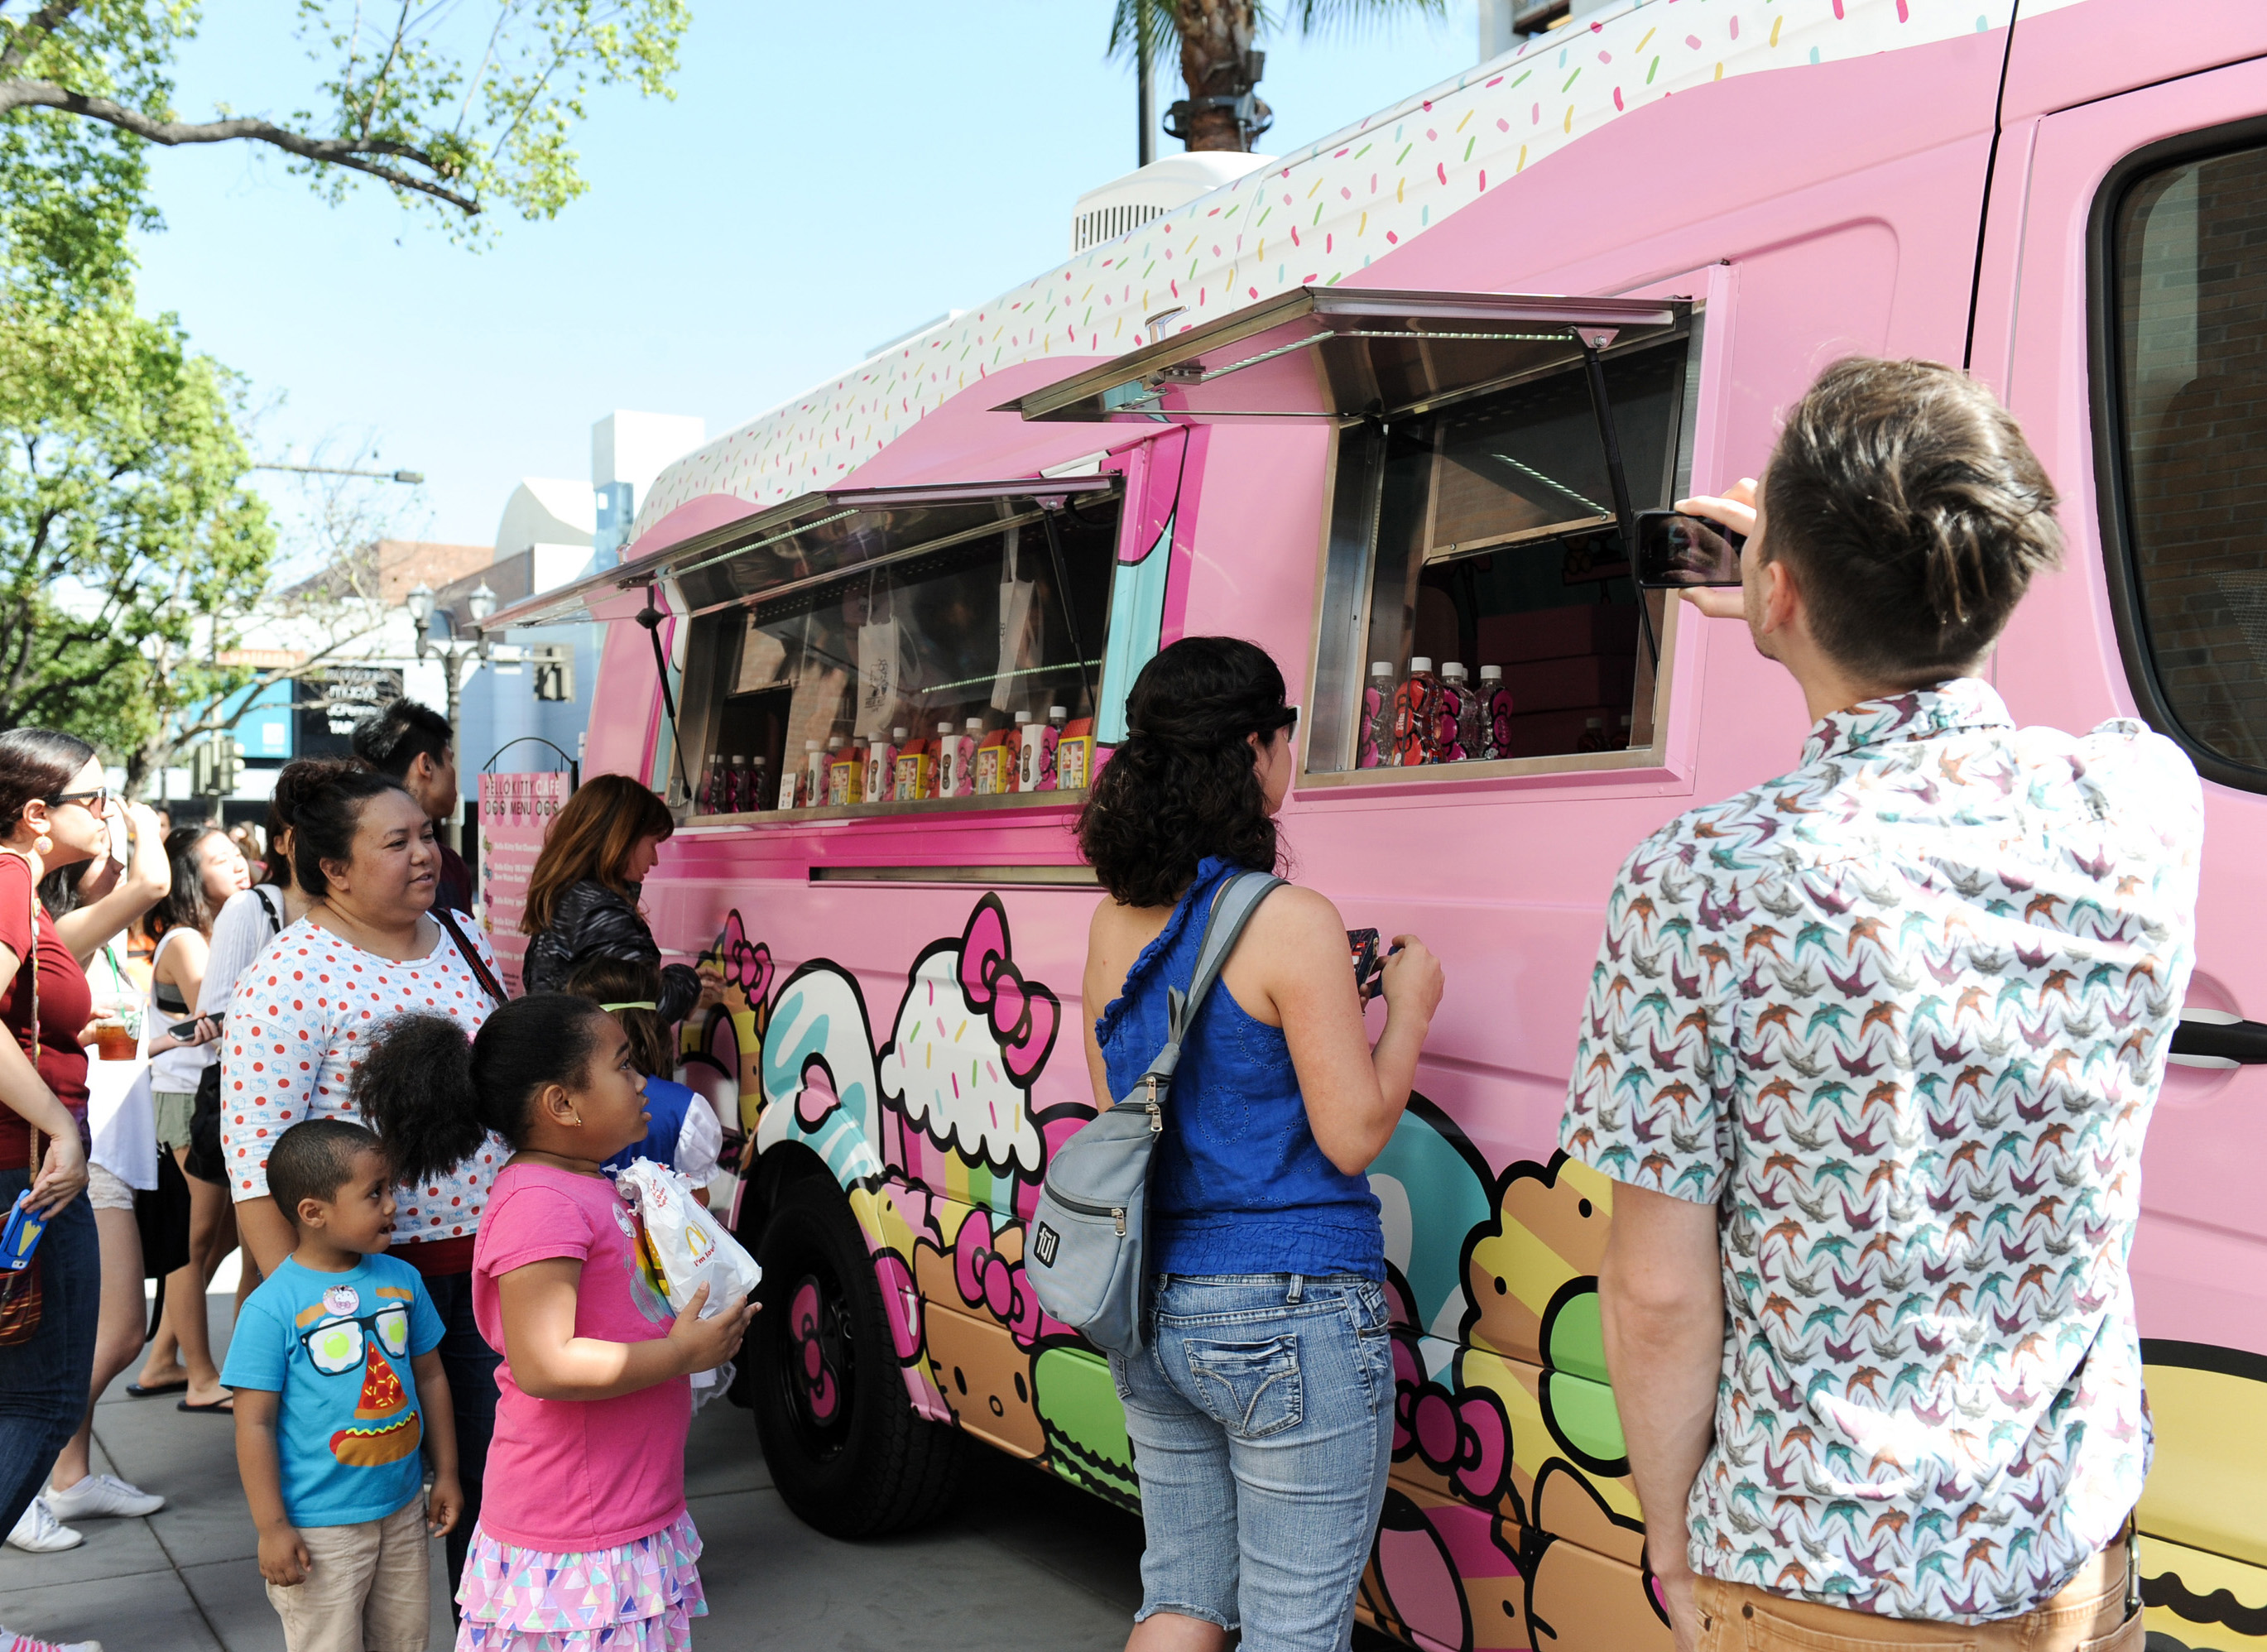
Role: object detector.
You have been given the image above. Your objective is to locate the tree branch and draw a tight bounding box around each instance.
[0,79,483,214]
[0,0,78,79]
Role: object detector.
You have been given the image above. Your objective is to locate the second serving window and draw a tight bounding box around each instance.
[682,505,1116,814]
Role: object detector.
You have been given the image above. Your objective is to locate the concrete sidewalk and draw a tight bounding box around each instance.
[0,1294,1152,1650]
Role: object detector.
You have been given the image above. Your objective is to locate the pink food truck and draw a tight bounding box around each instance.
[479,2,2267,1645]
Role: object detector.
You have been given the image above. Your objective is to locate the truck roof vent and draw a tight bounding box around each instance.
[1072,152,1274,253]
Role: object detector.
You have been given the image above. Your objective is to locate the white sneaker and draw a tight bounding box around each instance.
[0,1625,104,1651]
[3,1499,83,1554]
[41,1474,163,1521]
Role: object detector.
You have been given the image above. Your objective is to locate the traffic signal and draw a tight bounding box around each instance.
[190,736,243,798]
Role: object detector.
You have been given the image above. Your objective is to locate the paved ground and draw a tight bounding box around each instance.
[0,1293,1155,1650]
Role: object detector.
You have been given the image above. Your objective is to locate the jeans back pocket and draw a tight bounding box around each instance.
[1183,1333,1304,1438]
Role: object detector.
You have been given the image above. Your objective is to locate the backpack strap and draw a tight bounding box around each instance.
[254,884,283,938]
[1138,870,1284,1096]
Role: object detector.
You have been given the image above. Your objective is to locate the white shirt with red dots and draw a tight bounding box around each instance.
[221,912,508,1241]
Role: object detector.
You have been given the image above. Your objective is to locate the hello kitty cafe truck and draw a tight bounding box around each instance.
[475,2,2267,1646]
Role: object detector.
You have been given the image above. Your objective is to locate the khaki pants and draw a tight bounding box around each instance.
[1695,1530,2145,1652]
[266,1495,430,1652]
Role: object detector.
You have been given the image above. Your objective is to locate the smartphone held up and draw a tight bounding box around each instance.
[1634,508,1746,588]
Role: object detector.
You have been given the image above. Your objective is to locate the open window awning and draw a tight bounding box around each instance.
[476,473,1123,633]
[1000,287,1688,425]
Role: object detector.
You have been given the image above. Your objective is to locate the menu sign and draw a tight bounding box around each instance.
[477,770,570,994]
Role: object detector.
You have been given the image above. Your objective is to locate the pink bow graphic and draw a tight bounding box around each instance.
[950,1210,1045,1346]
[703,911,773,1001]
[956,896,1059,1085]
[1394,1347,1511,1505]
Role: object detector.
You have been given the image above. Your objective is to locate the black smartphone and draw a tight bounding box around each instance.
[169,1013,220,1040]
[1347,929,1387,1002]
[1635,508,1746,588]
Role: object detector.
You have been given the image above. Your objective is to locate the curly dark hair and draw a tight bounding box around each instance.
[1076,636,1293,909]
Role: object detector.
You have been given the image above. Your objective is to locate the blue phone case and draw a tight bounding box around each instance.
[1,1190,46,1273]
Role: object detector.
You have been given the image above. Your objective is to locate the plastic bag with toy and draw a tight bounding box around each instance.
[612,1159,761,1319]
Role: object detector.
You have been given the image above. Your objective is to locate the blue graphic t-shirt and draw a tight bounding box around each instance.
[222,1253,445,1528]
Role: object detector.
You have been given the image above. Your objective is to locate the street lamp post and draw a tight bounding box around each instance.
[403,580,497,850]
[252,463,426,484]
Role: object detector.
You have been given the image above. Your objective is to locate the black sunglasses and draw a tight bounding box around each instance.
[45,787,111,813]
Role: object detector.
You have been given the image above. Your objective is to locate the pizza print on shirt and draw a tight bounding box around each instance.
[1559,680,2203,1625]
[221,912,507,1241]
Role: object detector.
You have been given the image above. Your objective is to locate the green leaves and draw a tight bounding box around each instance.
[1,1,691,237]
[0,294,274,769]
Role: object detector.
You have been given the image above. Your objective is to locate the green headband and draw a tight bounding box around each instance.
[600,1000,657,1012]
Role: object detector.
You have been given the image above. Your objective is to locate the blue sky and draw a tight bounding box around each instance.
[134,2,1483,553]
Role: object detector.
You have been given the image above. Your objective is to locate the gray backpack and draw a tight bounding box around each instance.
[1026,870,1282,1356]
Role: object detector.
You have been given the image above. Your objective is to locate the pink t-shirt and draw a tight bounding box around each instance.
[471,1161,688,1551]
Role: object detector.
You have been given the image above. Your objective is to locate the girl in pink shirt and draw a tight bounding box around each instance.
[354,995,755,1652]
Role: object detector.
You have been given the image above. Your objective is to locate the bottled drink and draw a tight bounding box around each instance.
[953,718,985,798]
[826,735,853,804]
[1027,705,1065,790]
[752,755,771,811]
[1392,657,1441,767]
[1578,716,1607,753]
[700,752,725,814]
[1359,662,1395,769]
[801,739,826,808]
[1477,665,1509,761]
[1616,712,1634,751]
[934,720,960,799]
[868,728,903,802]
[726,754,749,813]
[1438,663,1472,762]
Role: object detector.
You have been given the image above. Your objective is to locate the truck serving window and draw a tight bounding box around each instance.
[999,286,1693,780]
[675,494,1115,816]
[2106,137,2267,790]
[1309,330,1689,775]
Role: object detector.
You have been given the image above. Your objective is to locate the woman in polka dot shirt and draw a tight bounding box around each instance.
[222,766,507,1594]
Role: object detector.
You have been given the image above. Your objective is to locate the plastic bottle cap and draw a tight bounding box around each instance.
[804,740,822,752]
[731,754,745,763]
[827,736,844,749]
[1443,662,1467,678]
[1014,710,1031,723]
[754,756,768,767]
[1410,657,1433,672]
[1371,662,1393,676]
[938,721,953,735]
[1049,706,1067,719]
[966,718,984,731]
[1584,718,1604,728]
[892,727,908,740]
[1480,665,1502,680]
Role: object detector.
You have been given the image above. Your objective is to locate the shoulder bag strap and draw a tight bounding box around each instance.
[431,905,508,1006]
[3,849,40,1174]
[256,885,282,938]
[1138,870,1284,1097]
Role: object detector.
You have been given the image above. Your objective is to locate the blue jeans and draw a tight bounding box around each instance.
[0,1173,98,1536]
[1109,1273,1395,1652]
[419,1270,501,1601]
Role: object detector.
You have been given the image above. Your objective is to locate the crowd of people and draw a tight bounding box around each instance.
[0,358,2196,1652]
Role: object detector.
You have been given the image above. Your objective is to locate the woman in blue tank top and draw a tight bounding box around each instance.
[1078,637,1444,1652]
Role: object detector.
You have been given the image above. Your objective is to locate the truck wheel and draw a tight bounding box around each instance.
[749,1173,965,1537]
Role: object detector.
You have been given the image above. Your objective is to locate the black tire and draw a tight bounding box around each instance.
[749,1172,965,1537]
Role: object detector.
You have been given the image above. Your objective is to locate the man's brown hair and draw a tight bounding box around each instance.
[1764,358,2063,683]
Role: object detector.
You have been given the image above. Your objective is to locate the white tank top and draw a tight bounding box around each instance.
[146,928,209,1093]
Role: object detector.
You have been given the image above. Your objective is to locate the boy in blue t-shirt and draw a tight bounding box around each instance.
[223,1119,459,1652]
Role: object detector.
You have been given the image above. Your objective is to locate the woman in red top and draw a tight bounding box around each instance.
[0,730,110,1614]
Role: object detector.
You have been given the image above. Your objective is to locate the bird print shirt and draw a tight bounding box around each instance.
[1559,679,2202,1621]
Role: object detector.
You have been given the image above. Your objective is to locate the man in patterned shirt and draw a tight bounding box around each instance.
[1562,359,2201,1650]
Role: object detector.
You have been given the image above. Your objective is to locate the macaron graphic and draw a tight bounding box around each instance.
[1034,1347,1136,1508]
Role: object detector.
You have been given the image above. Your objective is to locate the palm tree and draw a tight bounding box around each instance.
[1109,0,1447,154]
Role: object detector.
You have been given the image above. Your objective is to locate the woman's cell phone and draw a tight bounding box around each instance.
[168,1013,220,1039]
[2,1190,48,1272]
[1634,508,1747,588]
[1347,929,1387,1001]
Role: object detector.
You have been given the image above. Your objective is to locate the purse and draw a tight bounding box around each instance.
[1025,870,1280,1357]
[0,851,46,1346]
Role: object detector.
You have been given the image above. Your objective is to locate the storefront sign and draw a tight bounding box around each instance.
[294,666,404,757]
[477,770,570,994]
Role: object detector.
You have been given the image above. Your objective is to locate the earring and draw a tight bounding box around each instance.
[31,833,50,856]
[566,1112,584,1126]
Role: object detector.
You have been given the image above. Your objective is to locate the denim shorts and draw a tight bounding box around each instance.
[1108,1273,1395,1651]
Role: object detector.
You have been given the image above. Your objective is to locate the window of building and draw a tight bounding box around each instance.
[2109,139,2267,785]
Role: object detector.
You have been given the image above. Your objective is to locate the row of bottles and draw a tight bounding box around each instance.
[1362,658,1512,767]
[694,707,1100,814]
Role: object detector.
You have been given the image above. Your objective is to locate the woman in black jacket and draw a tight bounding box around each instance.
[520,774,709,1021]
